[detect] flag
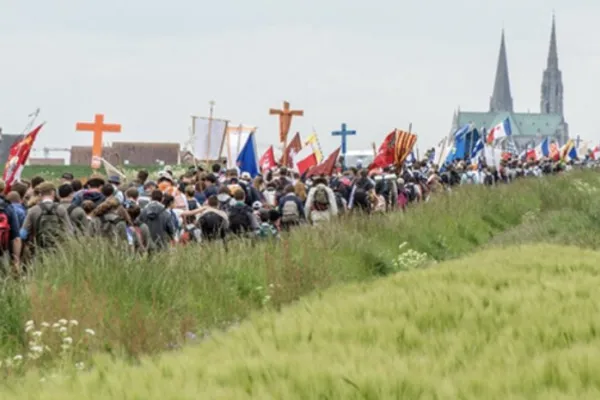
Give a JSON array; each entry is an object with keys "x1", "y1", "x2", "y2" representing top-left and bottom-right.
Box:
[
  {"x1": 3, "y1": 123, "x2": 44, "y2": 193},
  {"x1": 444, "y1": 124, "x2": 478, "y2": 164},
  {"x1": 592, "y1": 145, "x2": 600, "y2": 160},
  {"x1": 549, "y1": 142, "x2": 560, "y2": 161},
  {"x1": 486, "y1": 117, "x2": 512, "y2": 144},
  {"x1": 304, "y1": 132, "x2": 324, "y2": 163},
  {"x1": 506, "y1": 138, "x2": 518, "y2": 156},
  {"x1": 236, "y1": 132, "x2": 259, "y2": 178},
  {"x1": 193, "y1": 117, "x2": 228, "y2": 161},
  {"x1": 533, "y1": 138, "x2": 550, "y2": 160},
  {"x1": 306, "y1": 147, "x2": 341, "y2": 178},
  {"x1": 395, "y1": 130, "x2": 418, "y2": 167},
  {"x1": 369, "y1": 131, "x2": 396, "y2": 170},
  {"x1": 258, "y1": 146, "x2": 277, "y2": 173},
  {"x1": 280, "y1": 132, "x2": 302, "y2": 167},
  {"x1": 99, "y1": 157, "x2": 126, "y2": 180},
  {"x1": 560, "y1": 139, "x2": 577, "y2": 161},
  {"x1": 470, "y1": 138, "x2": 484, "y2": 164},
  {"x1": 295, "y1": 145, "x2": 318, "y2": 175},
  {"x1": 406, "y1": 151, "x2": 416, "y2": 165}
]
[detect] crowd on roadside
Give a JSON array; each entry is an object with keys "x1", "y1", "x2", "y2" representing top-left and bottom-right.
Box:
[{"x1": 0, "y1": 154, "x2": 593, "y2": 276}]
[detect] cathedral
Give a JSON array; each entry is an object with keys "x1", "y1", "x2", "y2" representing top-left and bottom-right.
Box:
[{"x1": 451, "y1": 16, "x2": 568, "y2": 149}]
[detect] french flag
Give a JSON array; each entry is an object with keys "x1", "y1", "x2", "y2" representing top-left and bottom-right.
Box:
[
  {"x1": 532, "y1": 138, "x2": 550, "y2": 160},
  {"x1": 486, "y1": 117, "x2": 512, "y2": 144}
]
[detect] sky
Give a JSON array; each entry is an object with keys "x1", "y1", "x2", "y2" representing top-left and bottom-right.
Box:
[{"x1": 1, "y1": 0, "x2": 599, "y2": 160}]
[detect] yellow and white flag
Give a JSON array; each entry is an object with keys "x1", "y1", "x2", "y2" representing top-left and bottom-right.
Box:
[{"x1": 304, "y1": 131, "x2": 324, "y2": 163}]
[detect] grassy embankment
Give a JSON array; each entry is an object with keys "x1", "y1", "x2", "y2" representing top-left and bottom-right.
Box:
[
  {"x1": 0, "y1": 171, "x2": 600, "y2": 396},
  {"x1": 5, "y1": 244, "x2": 600, "y2": 399}
]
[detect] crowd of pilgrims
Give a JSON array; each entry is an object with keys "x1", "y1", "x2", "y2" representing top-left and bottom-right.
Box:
[{"x1": 0, "y1": 155, "x2": 588, "y2": 274}]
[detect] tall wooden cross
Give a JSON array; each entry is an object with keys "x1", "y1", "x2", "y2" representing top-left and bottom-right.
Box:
[
  {"x1": 331, "y1": 123, "x2": 356, "y2": 160},
  {"x1": 269, "y1": 101, "x2": 303, "y2": 165},
  {"x1": 76, "y1": 114, "x2": 121, "y2": 168}
]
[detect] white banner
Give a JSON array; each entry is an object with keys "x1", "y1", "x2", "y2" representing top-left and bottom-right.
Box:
[
  {"x1": 225, "y1": 127, "x2": 254, "y2": 169},
  {"x1": 193, "y1": 117, "x2": 228, "y2": 161}
]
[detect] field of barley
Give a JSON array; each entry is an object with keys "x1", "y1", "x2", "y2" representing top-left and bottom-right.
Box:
[{"x1": 1, "y1": 171, "x2": 600, "y2": 398}]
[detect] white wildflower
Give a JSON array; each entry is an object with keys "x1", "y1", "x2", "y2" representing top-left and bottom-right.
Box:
[
  {"x1": 30, "y1": 345, "x2": 44, "y2": 354},
  {"x1": 31, "y1": 330, "x2": 43, "y2": 338},
  {"x1": 59, "y1": 327, "x2": 68, "y2": 334},
  {"x1": 84, "y1": 329, "x2": 95, "y2": 336},
  {"x1": 58, "y1": 319, "x2": 68, "y2": 326},
  {"x1": 25, "y1": 320, "x2": 34, "y2": 328},
  {"x1": 13, "y1": 355, "x2": 23, "y2": 362},
  {"x1": 68, "y1": 320, "x2": 78, "y2": 327},
  {"x1": 25, "y1": 324, "x2": 35, "y2": 333},
  {"x1": 75, "y1": 362, "x2": 85, "y2": 370},
  {"x1": 41, "y1": 322, "x2": 50, "y2": 329},
  {"x1": 61, "y1": 344, "x2": 70, "y2": 351},
  {"x1": 52, "y1": 323, "x2": 60, "y2": 330},
  {"x1": 63, "y1": 337, "x2": 73, "y2": 345}
]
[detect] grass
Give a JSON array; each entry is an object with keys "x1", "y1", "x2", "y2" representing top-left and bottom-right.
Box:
[
  {"x1": 0, "y1": 171, "x2": 600, "y2": 394},
  {"x1": 5, "y1": 244, "x2": 600, "y2": 398}
]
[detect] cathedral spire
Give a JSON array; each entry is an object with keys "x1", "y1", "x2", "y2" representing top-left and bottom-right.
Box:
[
  {"x1": 541, "y1": 14, "x2": 563, "y2": 116},
  {"x1": 547, "y1": 13, "x2": 559, "y2": 69},
  {"x1": 490, "y1": 30, "x2": 514, "y2": 113}
]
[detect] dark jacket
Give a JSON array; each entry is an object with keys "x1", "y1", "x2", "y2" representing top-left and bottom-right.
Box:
[
  {"x1": 139, "y1": 201, "x2": 176, "y2": 251},
  {"x1": 72, "y1": 190, "x2": 105, "y2": 208}
]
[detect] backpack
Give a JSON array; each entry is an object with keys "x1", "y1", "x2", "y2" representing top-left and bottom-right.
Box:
[
  {"x1": 0, "y1": 201, "x2": 11, "y2": 253},
  {"x1": 67, "y1": 203, "x2": 80, "y2": 216},
  {"x1": 405, "y1": 184, "x2": 417, "y2": 202},
  {"x1": 484, "y1": 174, "x2": 494, "y2": 186},
  {"x1": 281, "y1": 198, "x2": 300, "y2": 224},
  {"x1": 199, "y1": 212, "x2": 225, "y2": 240},
  {"x1": 258, "y1": 223, "x2": 278, "y2": 239},
  {"x1": 313, "y1": 186, "x2": 330, "y2": 211},
  {"x1": 99, "y1": 213, "x2": 125, "y2": 239},
  {"x1": 334, "y1": 192, "x2": 345, "y2": 215},
  {"x1": 464, "y1": 172, "x2": 476, "y2": 184},
  {"x1": 228, "y1": 204, "x2": 252, "y2": 235},
  {"x1": 35, "y1": 203, "x2": 62, "y2": 249}
]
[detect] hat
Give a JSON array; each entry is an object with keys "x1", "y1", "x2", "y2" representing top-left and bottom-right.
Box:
[
  {"x1": 108, "y1": 175, "x2": 121, "y2": 185},
  {"x1": 240, "y1": 172, "x2": 252, "y2": 181},
  {"x1": 252, "y1": 201, "x2": 262, "y2": 210},
  {"x1": 87, "y1": 174, "x2": 106, "y2": 187},
  {"x1": 143, "y1": 180, "x2": 157, "y2": 190},
  {"x1": 61, "y1": 172, "x2": 74, "y2": 180},
  {"x1": 157, "y1": 171, "x2": 174, "y2": 184}
]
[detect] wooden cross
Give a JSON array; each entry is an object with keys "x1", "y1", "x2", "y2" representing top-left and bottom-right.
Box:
[
  {"x1": 76, "y1": 114, "x2": 121, "y2": 168},
  {"x1": 269, "y1": 101, "x2": 303, "y2": 144},
  {"x1": 331, "y1": 123, "x2": 356, "y2": 160}
]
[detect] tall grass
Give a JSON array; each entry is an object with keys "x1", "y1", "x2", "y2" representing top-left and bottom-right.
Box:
[
  {"x1": 6, "y1": 244, "x2": 600, "y2": 399},
  {"x1": 1, "y1": 172, "x2": 599, "y2": 362}
]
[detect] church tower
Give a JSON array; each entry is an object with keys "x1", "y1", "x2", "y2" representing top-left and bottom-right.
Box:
[
  {"x1": 489, "y1": 30, "x2": 514, "y2": 113},
  {"x1": 541, "y1": 15, "x2": 564, "y2": 116}
]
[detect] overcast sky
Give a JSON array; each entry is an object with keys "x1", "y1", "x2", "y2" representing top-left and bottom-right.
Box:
[{"x1": 1, "y1": 0, "x2": 598, "y2": 158}]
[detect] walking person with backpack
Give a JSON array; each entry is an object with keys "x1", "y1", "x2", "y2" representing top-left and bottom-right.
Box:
[
  {"x1": 0, "y1": 180, "x2": 23, "y2": 275},
  {"x1": 305, "y1": 177, "x2": 338, "y2": 225},
  {"x1": 57, "y1": 183, "x2": 88, "y2": 235},
  {"x1": 20, "y1": 182, "x2": 73, "y2": 256},
  {"x1": 138, "y1": 190, "x2": 176, "y2": 252},
  {"x1": 227, "y1": 189, "x2": 259, "y2": 236},
  {"x1": 278, "y1": 184, "x2": 305, "y2": 231},
  {"x1": 89, "y1": 197, "x2": 130, "y2": 244}
]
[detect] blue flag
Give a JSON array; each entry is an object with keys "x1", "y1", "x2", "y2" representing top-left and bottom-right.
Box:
[{"x1": 236, "y1": 132, "x2": 259, "y2": 178}]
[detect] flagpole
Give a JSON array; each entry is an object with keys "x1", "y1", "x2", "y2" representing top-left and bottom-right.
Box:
[{"x1": 205, "y1": 101, "x2": 215, "y2": 168}]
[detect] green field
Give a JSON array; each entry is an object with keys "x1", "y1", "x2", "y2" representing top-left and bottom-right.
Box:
[
  {"x1": 5, "y1": 244, "x2": 600, "y2": 399},
  {"x1": 1, "y1": 172, "x2": 600, "y2": 398}
]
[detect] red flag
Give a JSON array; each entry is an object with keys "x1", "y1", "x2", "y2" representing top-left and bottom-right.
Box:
[
  {"x1": 258, "y1": 146, "x2": 277, "y2": 173},
  {"x1": 295, "y1": 145, "x2": 318, "y2": 175},
  {"x1": 369, "y1": 130, "x2": 396, "y2": 170},
  {"x1": 306, "y1": 147, "x2": 340, "y2": 178},
  {"x1": 280, "y1": 132, "x2": 302, "y2": 167},
  {"x1": 3, "y1": 123, "x2": 44, "y2": 193}
]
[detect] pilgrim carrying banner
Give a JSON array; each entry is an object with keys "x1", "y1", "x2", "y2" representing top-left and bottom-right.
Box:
[{"x1": 193, "y1": 117, "x2": 228, "y2": 162}]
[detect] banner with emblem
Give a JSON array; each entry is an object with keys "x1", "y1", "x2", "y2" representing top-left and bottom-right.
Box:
[{"x1": 3, "y1": 123, "x2": 44, "y2": 193}]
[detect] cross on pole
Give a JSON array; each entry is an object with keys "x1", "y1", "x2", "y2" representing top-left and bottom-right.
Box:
[
  {"x1": 331, "y1": 123, "x2": 356, "y2": 160},
  {"x1": 76, "y1": 114, "x2": 121, "y2": 169},
  {"x1": 269, "y1": 101, "x2": 303, "y2": 166}
]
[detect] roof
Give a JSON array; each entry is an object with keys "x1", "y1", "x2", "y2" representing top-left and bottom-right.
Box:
[{"x1": 457, "y1": 111, "x2": 564, "y2": 137}]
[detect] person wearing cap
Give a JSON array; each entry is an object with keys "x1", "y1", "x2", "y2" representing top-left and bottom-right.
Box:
[
  {"x1": 157, "y1": 172, "x2": 188, "y2": 211},
  {"x1": 108, "y1": 175, "x2": 125, "y2": 205},
  {"x1": 21, "y1": 182, "x2": 73, "y2": 253}
]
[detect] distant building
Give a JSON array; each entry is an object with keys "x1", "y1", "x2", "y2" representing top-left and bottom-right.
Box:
[
  {"x1": 451, "y1": 16, "x2": 568, "y2": 150},
  {"x1": 71, "y1": 142, "x2": 181, "y2": 166},
  {"x1": 29, "y1": 158, "x2": 65, "y2": 166}
]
